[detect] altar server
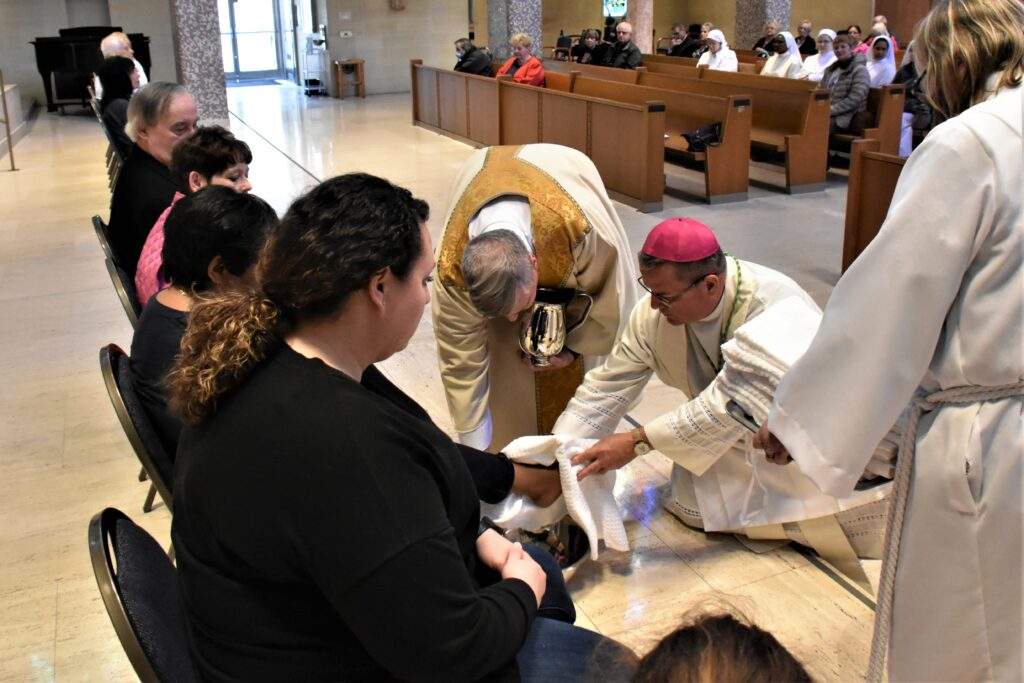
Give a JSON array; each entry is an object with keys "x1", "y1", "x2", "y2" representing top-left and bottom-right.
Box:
[
  {"x1": 755, "y1": 0, "x2": 1024, "y2": 679},
  {"x1": 433, "y1": 144, "x2": 639, "y2": 451}
]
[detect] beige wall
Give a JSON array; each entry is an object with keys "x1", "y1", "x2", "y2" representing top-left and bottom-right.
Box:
[
  {"x1": 789, "y1": 0, "x2": 875, "y2": 35},
  {"x1": 326, "y1": 0, "x2": 468, "y2": 94},
  {"x1": 471, "y1": 0, "x2": 488, "y2": 47},
  {"x1": 541, "y1": 0, "x2": 602, "y2": 50},
  {"x1": 0, "y1": 0, "x2": 69, "y2": 109}
]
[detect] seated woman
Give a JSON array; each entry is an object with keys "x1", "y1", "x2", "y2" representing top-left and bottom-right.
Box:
[
  {"x1": 496, "y1": 32, "x2": 545, "y2": 86},
  {"x1": 571, "y1": 29, "x2": 603, "y2": 64},
  {"x1": 866, "y1": 35, "x2": 897, "y2": 87},
  {"x1": 821, "y1": 35, "x2": 870, "y2": 133},
  {"x1": 168, "y1": 173, "x2": 633, "y2": 681},
  {"x1": 129, "y1": 186, "x2": 276, "y2": 460},
  {"x1": 134, "y1": 125, "x2": 253, "y2": 305},
  {"x1": 796, "y1": 29, "x2": 837, "y2": 81},
  {"x1": 95, "y1": 55, "x2": 139, "y2": 160},
  {"x1": 752, "y1": 21, "x2": 780, "y2": 51},
  {"x1": 847, "y1": 24, "x2": 868, "y2": 54},
  {"x1": 760, "y1": 31, "x2": 803, "y2": 78},
  {"x1": 696, "y1": 29, "x2": 738, "y2": 72}
]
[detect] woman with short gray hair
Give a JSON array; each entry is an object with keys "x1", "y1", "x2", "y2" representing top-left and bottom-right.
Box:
[{"x1": 108, "y1": 82, "x2": 198, "y2": 273}]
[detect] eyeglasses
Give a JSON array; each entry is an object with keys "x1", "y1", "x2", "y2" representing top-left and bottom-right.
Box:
[{"x1": 637, "y1": 273, "x2": 707, "y2": 306}]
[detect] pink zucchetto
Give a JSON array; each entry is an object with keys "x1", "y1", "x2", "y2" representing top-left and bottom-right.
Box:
[{"x1": 641, "y1": 217, "x2": 720, "y2": 262}]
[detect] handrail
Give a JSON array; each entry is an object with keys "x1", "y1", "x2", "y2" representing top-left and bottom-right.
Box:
[{"x1": 0, "y1": 69, "x2": 17, "y2": 171}]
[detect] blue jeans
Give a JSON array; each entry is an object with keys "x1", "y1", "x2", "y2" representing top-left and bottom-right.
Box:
[
  {"x1": 517, "y1": 617, "x2": 636, "y2": 682},
  {"x1": 522, "y1": 543, "x2": 575, "y2": 623}
]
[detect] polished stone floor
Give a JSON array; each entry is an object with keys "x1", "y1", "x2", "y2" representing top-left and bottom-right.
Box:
[{"x1": 0, "y1": 84, "x2": 876, "y2": 681}]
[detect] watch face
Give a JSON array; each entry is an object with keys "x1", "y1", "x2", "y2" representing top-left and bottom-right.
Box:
[{"x1": 634, "y1": 441, "x2": 652, "y2": 456}]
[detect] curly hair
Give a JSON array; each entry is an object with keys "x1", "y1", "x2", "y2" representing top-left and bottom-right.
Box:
[{"x1": 168, "y1": 173, "x2": 429, "y2": 424}]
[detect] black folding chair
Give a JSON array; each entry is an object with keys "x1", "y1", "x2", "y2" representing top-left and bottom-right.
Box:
[
  {"x1": 100, "y1": 344, "x2": 174, "y2": 514},
  {"x1": 105, "y1": 258, "x2": 141, "y2": 329},
  {"x1": 88, "y1": 507, "x2": 196, "y2": 682},
  {"x1": 92, "y1": 215, "x2": 115, "y2": 261}
]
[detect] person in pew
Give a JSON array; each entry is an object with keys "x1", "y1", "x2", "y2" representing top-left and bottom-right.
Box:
[
  {"x1": 129, "y1": 186, "x2": 275, "y2": 460},
  {"x1": 866, "y1": 35, "x2": 897, "y2": 86},
  {"x1": 893, "y1": 41, "x2": 933, "y2": 157},
  {"x1": 795, "y1": 29, "x2": 837, "y2": 82},
  {"x1": 553, "y1": 218, "x2": 889, "y2": 558},
  {"x1": 752, "y1": 21, "x2": 781, "y2": 51},
  {"x1": 696, "y1": 29, "x2": 738, "y2": 72},
  {"x1": 453, "y1": 38, "x2": 493, "y2": 76},
  {"x1": 754, "y1": 1, "x2": 1023, "y2": 679},
  {"x1": 433, "y1": 144, "x2": 639, "y2": 453},
  {"x1": 821, "y1": 35, "x2": 870, "y2": 133},
  {"x1": 847, "y1": 24, "x2": 869, "y2": 55},
  {"x1": 168, "y1": 173, "x2": 635, "y2": 681},
  {"x1": 605, "y1": 21, "x2": 643, "y2": 69},
  {"x1": 759, "y1": 31, "x2": 803, "y2": 78},
  {"x1": 872, "y1": 13, "x2": 899, "y2": 48},
  {"x1": 693, "y1": 23, "x2": 714, "y2": 58},
  {"x1": 668, "y1": 24, "x2": 702, "y2": 58},
  {"x1": 496, "y1": 33, "x2": 545, "y2": 86},
  {"x1": 794, "y1": 19, "x2": 818, "y2": 56},
  {"x1": 108, "y1": 82, "x2": 198, "y2": 275},
  {"x1": 92, "y1": 31, "x2": 148, "y2": 101},
  {"x1": 95, "y1": 56, "x2": 139, "y2": 160},
  {"x1": 135, "y1": 125, "x2": 254, "y2": 306},
  {"x1": 571, "y1": 29, "x2": 604, "y2": 64}
]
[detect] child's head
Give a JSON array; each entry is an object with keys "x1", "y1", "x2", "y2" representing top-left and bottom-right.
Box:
[{"x1": 171, "y1": 125, "x2": 253, "y2": 194}]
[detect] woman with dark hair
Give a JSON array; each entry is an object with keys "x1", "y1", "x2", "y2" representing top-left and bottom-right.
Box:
[
  {"x1": 168, "y1": 173, "x2": 633, "y2": 681},
  {"x1": 129, "y1": 186, "x2": 276, "y2": 460},
  {"x1": 847, "y1": 23, "x2": 868, "y2": 54},
  {"x1": 95, "y1": 55, "x2": 139, "y2": 159},
  {"x1": 755, "y1": 0, "x2": 1023, "y2": 679}
]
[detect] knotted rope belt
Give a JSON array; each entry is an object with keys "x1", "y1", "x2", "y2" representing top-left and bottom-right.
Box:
[{"x1": 866, "y1": 381, "x2": 1024, "y2": 682}]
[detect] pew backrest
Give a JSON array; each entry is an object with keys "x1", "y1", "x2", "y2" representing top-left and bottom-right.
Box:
[
  {"x1": 543, "y1": 58, "x2": 641, "y2": 84},
  {"x1": 842, "y1": 138, "x2": 906, "y2": 271},
  {"x1": 642, "y1": 61, "x2": 701, "y2": 80}
]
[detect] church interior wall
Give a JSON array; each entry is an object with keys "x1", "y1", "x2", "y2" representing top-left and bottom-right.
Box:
[
  {"x1": 106, "y1": 0, "x2": 177, "y2": 84},
  {"x1": 325, "y1": 0, "x2": 468, "y2": 95},
  {"x1": 471, "y1": 0, "x2": 489, "y2": 48},
  {"x1": 789, "y1": 0, "x2": 876, "y2": 37},
  {"x1": 540, "y1": 0, "x2": 603, "y2": 52},
  {"x1": 0, "y1": 0, "x2": 71, "y2": 110}
]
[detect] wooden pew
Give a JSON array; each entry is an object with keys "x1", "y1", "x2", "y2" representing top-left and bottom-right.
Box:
[
  {"x1": 642, "y1": 53, "x2": 699, "y2": 68},
  {"x1": 543, "y1": 59, "x2": 641, "y2": 84},
  {"x1": 572, "y1": 75, "x2": 751, "y2": 203},
  {"x1": 635, "y1": 69, "x2": 831, "y2": 193},
  {"x1": 842, "y1": 138, "x2": 905, "y2": 271},
  {"x1": 830, "y1": 84, "x2": 906, "y2": 156},
  {"x1": 544, "y1": 71, "x2": 576, "y2": 92},
  {"x1": 498, "y1": 77, "x2": 666, "y2": 210},
  {"x1": 641, "y1": 60, "x2": 701, "y2": 80},
  {"x1": 410, "y1": 61, "x2": 666, "y2": 211}
]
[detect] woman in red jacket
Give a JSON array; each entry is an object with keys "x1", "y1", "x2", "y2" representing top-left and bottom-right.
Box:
[{"x1": 496, "y1": 32, "x2": 545, "y2": 86}]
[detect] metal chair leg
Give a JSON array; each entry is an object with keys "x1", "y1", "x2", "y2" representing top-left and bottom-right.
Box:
[
  {"x1": 138, "y1": 467, "x2": 148, "y2": 482},
  {"x1": 142, "y1": 483, "x2": 157, "y2": 513}
]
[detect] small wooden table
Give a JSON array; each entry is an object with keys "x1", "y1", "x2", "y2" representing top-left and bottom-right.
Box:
[{"x1": 333, "y1": 59, "x2": 365, "y2": 99}]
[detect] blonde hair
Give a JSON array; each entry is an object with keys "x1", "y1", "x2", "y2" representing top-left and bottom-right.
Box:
[
  {"x1": 916, "y1": 0, "x2": 1024, "y2": 118},
  {"x1": 510, "y1": 32, "x2": 533, "y2": 49}
]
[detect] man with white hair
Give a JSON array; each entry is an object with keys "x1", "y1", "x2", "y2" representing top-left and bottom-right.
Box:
[
  {"x1": 433, "y1": 144, "x2": 638, "y2": 452},
  {"x1": 93, "y1": 31, "x2": 148, "y2": 100},
  {"x1": 794, "y1": 19, "x2": 818, "y2": 56},
  {"x1": 871, "y1": 14, "x2": 899, "y2": 48},
  {"x1": 604, "y1": 21, "x2": 643, "y2": 69}
]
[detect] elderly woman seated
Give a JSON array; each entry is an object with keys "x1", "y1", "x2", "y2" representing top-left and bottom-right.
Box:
[
  {"x1": 95, "y1": 55, "x2": 140, "y2": 159},
  {"x1": 497, "y1": 32, "x2": 545, "y2": 86},
  {"x1": 821, "y1": 34, "x2": 870, "y2": 133},
  {"x1": 129, "y1": 186, "x2": 276, "y2": 459},
  {"x1": 168, "y1": 173, "x2": 634, "y2": 681}
]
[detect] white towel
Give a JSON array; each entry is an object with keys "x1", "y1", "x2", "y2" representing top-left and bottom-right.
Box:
[{"x1": 479, "y1": 435, "x2": 629, "y2": 559}]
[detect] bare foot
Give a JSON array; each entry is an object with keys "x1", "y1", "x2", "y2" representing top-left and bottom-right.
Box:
[{"x1": 512, "y1": 464, "x2": 562, "y2": 508}]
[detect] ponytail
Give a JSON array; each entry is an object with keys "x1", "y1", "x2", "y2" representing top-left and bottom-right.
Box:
[{"x1": 167, "y1": 289, "x2": 283, "y2": 424}]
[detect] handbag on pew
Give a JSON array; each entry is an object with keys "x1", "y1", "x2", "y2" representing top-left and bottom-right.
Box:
[{"x1": 681, "y1": 122, "x2": 722, "y2": 152}]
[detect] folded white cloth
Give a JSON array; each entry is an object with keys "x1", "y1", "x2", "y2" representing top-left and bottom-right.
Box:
[{"x1": 479, "y1": 434, "x2": 629, "y2": 559}]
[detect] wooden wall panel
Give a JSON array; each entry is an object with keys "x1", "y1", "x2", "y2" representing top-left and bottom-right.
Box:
[
  {"x1": 438, "y1": 71, "x2": 468, "y2": 137},
  {"x1": 466, "y1": 78, "x2": 499, "y2": 146},
  {"x1": 500, "y1": 87, "x2": 540, "y2": 145},
  {"x1": 589, "y1": 104, "x2": 645, "y2": 199},
  {"x1": 540, "y1": 93, "x2": 588, "y2": 154},
  {"x1": 415, "y1": 68, "x2": 439, "y2": 128}
]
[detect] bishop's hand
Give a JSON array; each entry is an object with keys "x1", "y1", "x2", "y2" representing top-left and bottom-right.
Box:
[
  {"x1": 570, "y1": 432, "x2": 638, "y2": 480},
  {"x1": 753, "y1": 424, "x2": 792, "y2": 465}
]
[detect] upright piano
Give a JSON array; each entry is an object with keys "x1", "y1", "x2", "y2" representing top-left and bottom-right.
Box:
[{"x1": 31, "y1": 27, "x2": 151, "y2": 112}]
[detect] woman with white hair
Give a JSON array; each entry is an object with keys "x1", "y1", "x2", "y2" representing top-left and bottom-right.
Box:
[
  {"x1": 796, "y1": 29, "x2": 837, "y2": 81},
  {"x1": 696, "y1": 29, "x2": 738, "y2": 71},
  {"x1": 760, "y1": 31, "x2": 803, "y2": 78},
  {"x1": 866, "y1": 34, "x2": 897, "y2": 86}
]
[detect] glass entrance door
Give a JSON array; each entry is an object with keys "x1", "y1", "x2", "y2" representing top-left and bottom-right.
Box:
[{"x1": 219, "y1": 0, "x2": 286, "y2": 81}]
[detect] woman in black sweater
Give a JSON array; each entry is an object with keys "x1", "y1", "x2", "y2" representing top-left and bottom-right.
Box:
[
  {"x1": 95, "y1": 56, "x2": 138, "y2": 160},
  {"x1": 168, "y1": 173, "x2": 634, "y2": 681}
]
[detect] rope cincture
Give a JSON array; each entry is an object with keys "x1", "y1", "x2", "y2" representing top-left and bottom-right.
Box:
[{"x1": 866, "y1": 380, "x2": 1024, "y2": 682}]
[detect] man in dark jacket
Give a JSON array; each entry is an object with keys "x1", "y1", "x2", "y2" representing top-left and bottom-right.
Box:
[
  {"x1": 453, "y1": 39, "x2": 493, "y2": 76},
  {"x1": 604, "y1": 21, "x2": 642, "y2": 69},
  {"x1": 668, "y1": 24, "x2": 703, "y2": 58},
  {"x1": 821, "y1": 35, "x2": 870, "y2": 133}
]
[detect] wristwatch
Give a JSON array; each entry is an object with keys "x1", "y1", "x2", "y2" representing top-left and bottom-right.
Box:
[{"x1": 631, "y1": 426, "x2": 652, "y2": 457}]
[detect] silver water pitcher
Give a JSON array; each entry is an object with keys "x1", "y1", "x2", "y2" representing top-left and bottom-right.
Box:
[{"x1": 518, "y1": 287, "x2": 594, "y2": 366}]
